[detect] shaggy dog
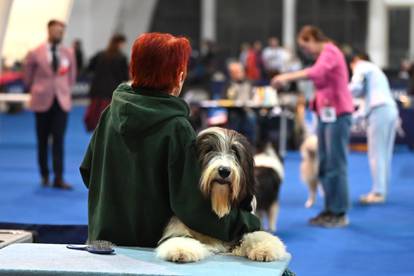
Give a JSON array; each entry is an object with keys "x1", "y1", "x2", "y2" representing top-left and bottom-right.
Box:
[
  {"x1": 156, "y1": 127, "x2": 287, "y2": 263},
  {"x1": 300, "y1": 135, "x2": 320, "y2": 208},
  {"x1": 254, "y1": 144, "x2": 284, "y2": 232}
]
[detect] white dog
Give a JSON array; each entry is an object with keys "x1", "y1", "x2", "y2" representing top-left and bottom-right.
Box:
[
  {"x1": 156, "y1": 127, "x2": 287, "y2": 263},
  {"x1": 300, "y1": 135, "x2": 320, "y2": 208}
]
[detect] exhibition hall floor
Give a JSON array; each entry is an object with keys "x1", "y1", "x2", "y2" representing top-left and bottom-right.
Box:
[{"x1": 1, "y1": 107, "x2": 413, "y2": 276}]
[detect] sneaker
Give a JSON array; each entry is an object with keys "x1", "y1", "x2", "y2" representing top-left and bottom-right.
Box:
[
  {"x1": 309, "y1": 211, "x2": 332, "y2": 226},
  {"x1": 309, "y1": 212, "x2": 349, "y2": 228},
  {"x1": 322, "y1": 213, "x2": 349, "y2": 228},
  {"x1": 53, "y1": 178, "x2": 73, "y2": 190}
]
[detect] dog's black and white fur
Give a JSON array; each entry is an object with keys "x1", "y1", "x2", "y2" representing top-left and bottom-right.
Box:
[
  {"x1": 254, "y1": 143, "x2": 284, "y2": 232},
  {"x1": 156, "y1": 127, "x2": 287, "y2": 263}
]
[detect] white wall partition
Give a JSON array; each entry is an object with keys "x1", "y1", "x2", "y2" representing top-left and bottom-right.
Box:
[
  {"x1": 201, "y1": 0, "x2": 216, "y2": 41},
  {"x1": 2, "y1": 0, "x2": 73, "y2": 65},
  {"x1": 65, "y1": 0, "x2": 157, "y2": 60},
  {"x1": 0, "y1": 0, "x2": 13, "y2": 71},
  {"x1": 282, "y1": 0, "x2": 296, "y2": 51}
]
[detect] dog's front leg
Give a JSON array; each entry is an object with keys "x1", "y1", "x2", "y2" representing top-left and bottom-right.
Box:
[
  {"x1": 156, "y1": 237, "x2": 211, "y2": 263},
  {"x1": 305, "y1": 178, "x2": 318, "y2": 208},
  {"x1": 232, "y1": 231, "x2": 287, "y2": 262}
]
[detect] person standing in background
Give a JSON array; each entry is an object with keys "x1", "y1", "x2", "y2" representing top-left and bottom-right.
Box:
[
  {"x1": 245, "y1": 41, "x2": 264, "y2": 83},
  {"x1": 407, "y1": 62, "x2": 414, "y2": 96},
  {"x1": 253, "y1": 41, "x2": 266, "y2": 82},
  {"x1": 272, "y1": 26, "x2": 354, "y2": 227},
  {"x1": 73, "y1": 39, "x2": 84, "y2": 79},
  {"x1": 222, "y1": 61, "x2": 257, "y2": 144},
  {"x1": 349, "y1": 53, "x2": 399, "y2": 204},
  {"x1": 84, "y1": 34, "x2": 128, "y2": 132},
  {"x1": 239, "y1": 42, "x2": 250, "y2": 67},
  {"x1": 23, "y1": 20, "x2": 76, "y2": 190},
  {"x1": 262, "y1": 37, "x2": 287, "y2": 79}
]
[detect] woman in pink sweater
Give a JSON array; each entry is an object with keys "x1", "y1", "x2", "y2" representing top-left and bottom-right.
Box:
[{"x1": 273, "y1": 26, "x2": 354, "y2": 228}]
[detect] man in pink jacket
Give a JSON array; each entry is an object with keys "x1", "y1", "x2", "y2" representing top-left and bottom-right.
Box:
[{"x1": 23, "y1": 20, "x2": 76, "y2": 189}]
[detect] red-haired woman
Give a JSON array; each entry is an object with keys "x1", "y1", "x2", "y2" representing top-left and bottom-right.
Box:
[
  {"x1": 272, "y1": 26, "x2": 354, "y2": 228},
  {"x1": 80, "y1": 33, "x2": 260, "y2": 247}
]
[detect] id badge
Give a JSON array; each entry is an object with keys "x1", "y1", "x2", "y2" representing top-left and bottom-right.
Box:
[
  {"x1": 58, "y1": 57, "x2": 70, "y2": 75},
  {"x1": 321, "y1": 107, "x2": 336, "y2": 123}
]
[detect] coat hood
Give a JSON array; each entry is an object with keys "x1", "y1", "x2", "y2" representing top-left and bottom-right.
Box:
[{"x1": 110, "y1": 83, "x2": 190, "y2": 137}]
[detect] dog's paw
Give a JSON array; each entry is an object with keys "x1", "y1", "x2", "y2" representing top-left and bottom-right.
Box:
[
  {"x1": 156, "y1": 237, "x2": 211, "y2": 263},
  {"x1": 247, "y1": 247, "x2": 278, "y2": 262},
  {"x1": 240, "y1": 231, "x2": 287, "y2": 262}
]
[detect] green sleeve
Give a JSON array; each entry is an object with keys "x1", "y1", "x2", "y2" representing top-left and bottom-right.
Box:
[
  {"x1": 80, "y1": 132, "x2": 96, "y2": 188},
  {"x1": 168, "y1": 122, "x2": 261, "y2": 242}
]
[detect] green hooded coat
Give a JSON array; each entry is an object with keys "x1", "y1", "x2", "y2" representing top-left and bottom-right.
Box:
[{"x1": 80, "y1": 83, "x2": 260, "y2": 247}]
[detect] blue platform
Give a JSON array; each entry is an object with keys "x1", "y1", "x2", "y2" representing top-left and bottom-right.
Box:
[
  {"x1": 1, "y1": 107, "x2": 414, "y2": 275},
  {"x1": 0, "y1": 244, "x2": 291, "y2": 276}
]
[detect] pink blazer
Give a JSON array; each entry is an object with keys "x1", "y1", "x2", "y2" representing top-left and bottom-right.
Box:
[{"x1": 23, "y1": 43, "x2": 76, "y2": 112}]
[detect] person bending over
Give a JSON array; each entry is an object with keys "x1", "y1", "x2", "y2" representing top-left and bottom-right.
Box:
[
  {"x1": 80, "y1": 33, "x2": 260, "y2": 246},
  {"x1": 349, "y1": 53, "x2": 398, "y2": 204}
]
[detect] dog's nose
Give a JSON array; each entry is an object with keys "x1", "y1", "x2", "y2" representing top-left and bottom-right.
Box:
[{"x1": 218, "y1": 166, "x2": 231, "y2": 179}]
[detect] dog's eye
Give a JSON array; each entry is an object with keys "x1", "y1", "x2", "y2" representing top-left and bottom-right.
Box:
[
  {"x1": 200, "y1": 145, "x2": 214, "y2": 156},
  {"x1": 231, "y1": 145, "x2": 241, "y2": 160}
]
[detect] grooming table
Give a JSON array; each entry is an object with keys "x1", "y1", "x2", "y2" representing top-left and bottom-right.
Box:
[{"x1": 0, "y1": 243, "x2": 291, "y2": 276}]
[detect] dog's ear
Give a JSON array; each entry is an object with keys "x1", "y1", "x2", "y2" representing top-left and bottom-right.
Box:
[
  {"x1": 195, "y1": 129, "x2": 215, "y2": 160},
  {"x1": 239, "y1": 193, "x2": 255, "y2": 212},
  {"x1": 234, "y1": 132, "x2": 256, "y2": 203}
]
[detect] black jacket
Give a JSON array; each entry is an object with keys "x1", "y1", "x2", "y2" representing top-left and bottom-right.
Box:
[{"x1": 88, "y1": 51, "x2": 129, "y2": 99}]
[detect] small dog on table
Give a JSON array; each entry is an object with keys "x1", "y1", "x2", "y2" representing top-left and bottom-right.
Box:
[
  {"x1": 156, "y1": 127, "x2": 287, "y2": 263},
  {"x1": 254, "y1": 143, "x2": 284, "y2": 233},
  {"x1": 300, "y1": 135, "x2": 320, "y2": 208}
]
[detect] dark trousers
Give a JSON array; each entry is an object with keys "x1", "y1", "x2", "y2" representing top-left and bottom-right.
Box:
[
  {"x1": 35, "y1": 99, "x2": 68, "y2": 180},
  {"x1": 318, "y1": 114, "x2": 351, "y2": 214}
]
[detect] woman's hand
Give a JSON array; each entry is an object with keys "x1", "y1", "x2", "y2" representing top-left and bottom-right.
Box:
[
  {"x1": 271, "y1": 69, "x2": 309, "y2": 89},
  {"x1": 271, "y1": 74, "x2": 288, "y2": 88}
]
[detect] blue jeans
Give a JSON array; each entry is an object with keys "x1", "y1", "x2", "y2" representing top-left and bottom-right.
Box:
[
  {"x1": 367, "y1": 105, "x2": 398, "y2": 197},
  {"x1": 318, "y1": 114, "x2": 352, "y2": 214}
]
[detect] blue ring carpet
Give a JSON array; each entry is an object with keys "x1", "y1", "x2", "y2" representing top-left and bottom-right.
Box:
[{"x1": 0, "y1": 106, "x2": 413, "y2": 275}]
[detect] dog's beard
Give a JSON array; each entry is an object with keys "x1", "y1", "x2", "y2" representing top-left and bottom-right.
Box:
[
  {"x1": 200, "y1": 156, "x2": 243, "y2": 218},
  {"x1": 211, "y1": 183, "x2": 231, "y2": 218}
]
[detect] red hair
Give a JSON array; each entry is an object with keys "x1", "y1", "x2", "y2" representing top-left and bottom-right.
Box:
[{"x1": 130, "y1": 33, "x2": 192, "y2": 92}]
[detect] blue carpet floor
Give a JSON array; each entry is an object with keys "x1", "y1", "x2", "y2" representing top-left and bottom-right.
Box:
[{"x1": 0, "y1": 107, "x2": 413, "y2": 275}]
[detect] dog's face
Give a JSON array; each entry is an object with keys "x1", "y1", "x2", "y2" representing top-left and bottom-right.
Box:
[{"x1": 196, "y1": 127, "x2": 255, "y2": 218}]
